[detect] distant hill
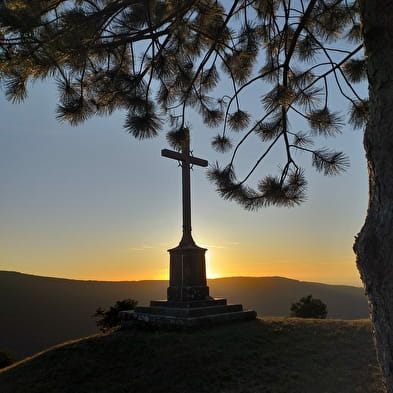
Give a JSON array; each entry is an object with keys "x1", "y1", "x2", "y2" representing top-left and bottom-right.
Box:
[
  {"x1": 0, "y1": 318, "x2": 385, "y2": 393},
  {"x1": 0, "y1": 271, "x2": 368, "y2": 359}
]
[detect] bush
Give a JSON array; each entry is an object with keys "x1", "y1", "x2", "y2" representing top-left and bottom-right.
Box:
[
  {"x1": 290, "y1": 294, "x2": 327, "y2": 319},
  {"x1": 93, "y1": 299, "x2": 138, "y2": 332},
  {"x1": 0, "y1": 350, "x2": 15, "y2": 369}
]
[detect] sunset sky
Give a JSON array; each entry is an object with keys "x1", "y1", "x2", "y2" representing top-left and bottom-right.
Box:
[{"x1": 0, "y1": 78, "x2": 368, "y2": 287}]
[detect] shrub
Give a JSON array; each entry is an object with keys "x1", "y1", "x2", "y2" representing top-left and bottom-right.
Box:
[
  {"x1": 290, "y1": 294, "x2": 327, "y2": 319},
  {"x1": 93, "y1": 299, "x2": 138, "y2": 332}
]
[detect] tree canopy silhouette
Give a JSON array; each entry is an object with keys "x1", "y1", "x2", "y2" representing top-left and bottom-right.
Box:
[
  {"x1": 2, "y1": 1, "x2": 393, "y2": 391},
  {"x1": 93, "y1": 299, "x2": 138, "y2": 332},
  {"x1": 290, "y1": 294, "x2": 328, "y2": 319},
  {"x1": 0, "y1": 0, "x2": 365, "y2": 208}
]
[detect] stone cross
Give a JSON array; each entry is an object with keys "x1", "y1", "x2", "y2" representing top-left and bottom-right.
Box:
[
  {"x1": 122, "y1": 129, "x2": 256, "y2": 313},
  {"x1": 161, "y1": 131, "x2": 208, "y2": 248}
]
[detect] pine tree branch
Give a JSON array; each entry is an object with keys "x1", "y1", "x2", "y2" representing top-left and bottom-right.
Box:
[
  {"x1": 283, "y1": 0, "x2": 318, "y2": 70},
  {"x1": 181, "y1": 0, "x2": 242, "y2": 107},
  {"x1": 294, "y1": 43, "x2": 363, "y2": 101},
  {"x1": 238, "y1": 131, "x2": 283, "y2": 186},
  {"x1": 229, "y1": 107, "x2": 278, "y2": 167},
  {"x1": 305, "y1": 28, "x2": 363, "y2": 103}
]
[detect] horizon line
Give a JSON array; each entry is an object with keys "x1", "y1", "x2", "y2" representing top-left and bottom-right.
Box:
[{"x1": 0, "y1": 270, "x2": 363, "y2": 288}]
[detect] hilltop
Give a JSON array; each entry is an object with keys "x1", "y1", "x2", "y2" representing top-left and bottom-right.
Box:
[
  {"x1": 0, "y1": 318, "x2": 384, "y2": 393},
  {"x1": 0, "y1": 271, "x2": 368, "y2": 359}
]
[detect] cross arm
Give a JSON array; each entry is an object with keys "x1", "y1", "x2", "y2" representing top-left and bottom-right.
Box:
[{"x1": 161, "y1": 149, "x2": 208, "y2": 167}]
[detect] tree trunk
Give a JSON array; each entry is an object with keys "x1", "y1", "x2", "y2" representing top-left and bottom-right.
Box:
[{"x1": 355, "y1": 1, "x2": 393, "y2": 391}]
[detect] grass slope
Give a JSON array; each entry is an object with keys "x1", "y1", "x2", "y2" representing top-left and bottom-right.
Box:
[
  {"x1": 0, "y1": 271, "x2": 368, "y2": 360},
  {"x1": 0, "y1": 318, "x2": 385, "y2": 393}
]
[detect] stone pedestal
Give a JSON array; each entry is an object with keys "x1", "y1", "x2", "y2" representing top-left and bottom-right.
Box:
[
  {"x1": 167, "y1": 245, "x2": 209, "y2": 302},
  {"x1": 121, "y1": 244, "x2": 256, "y2": 329},
  {"x1": 121, "y1": 298, "x2": 256, "y2": 329}
]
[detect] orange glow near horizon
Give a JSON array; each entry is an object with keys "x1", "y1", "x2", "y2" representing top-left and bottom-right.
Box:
[
  {"x1": 26, "y1": 266, "x2": 361, "y2": 287},
  {"x1": 0, "y1": 68, "x2": 368, "y2": 296},
  {"x1": 14, "y1": 251, "x2": 362, "y2": 287},
  {"x1": 2, "y1": 226, "x2": 362, "y2": 287}
]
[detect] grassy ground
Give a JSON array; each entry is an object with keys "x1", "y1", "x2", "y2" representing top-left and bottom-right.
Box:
[{"x1": 0, "y1": 317, "x2": 385, "y2": 393}]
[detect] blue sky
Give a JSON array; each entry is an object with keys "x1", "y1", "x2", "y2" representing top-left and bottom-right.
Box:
[{"x1": 0, "y1": 75, "x2": 368, "y2": 286}]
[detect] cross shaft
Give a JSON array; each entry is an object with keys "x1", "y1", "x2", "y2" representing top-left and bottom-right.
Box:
[{"x1": 161, "y1": 137, "x2": 208, "y2": 247}]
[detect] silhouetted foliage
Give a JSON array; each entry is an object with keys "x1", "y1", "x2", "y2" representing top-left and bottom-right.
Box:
[
  {"x1": 93, "y1": 299, "x2": 138, "y2": 333},
  {"x1": 4, "y1": 2, "x2": 393, "y2": 390},
  {"x1": 0, "y1": 0, "x2": 364, "y2": 209},
  {"x1": 290, "y1": 295, "x2": 327, "y2": 319},
  {"x1": 0, "y1": 350, "x2": 15, "y2": 369}
]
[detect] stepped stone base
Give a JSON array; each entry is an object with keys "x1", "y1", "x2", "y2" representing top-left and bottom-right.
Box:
[{"x1": 120, "y1": 298, "x2": 256, "y2": 329}]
